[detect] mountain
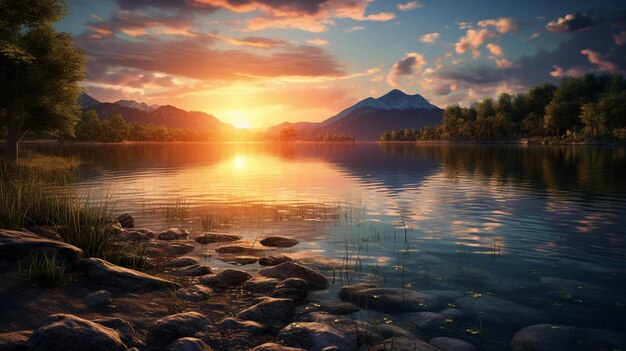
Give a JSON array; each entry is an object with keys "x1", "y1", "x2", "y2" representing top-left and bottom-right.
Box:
[
  {"x1": 114, "y1": 99, "x2": 161, "y2": 112},
  {"x1": 267, "y1": 89, "x2": 443, "y2": 141},
  {"x1": 78, "y1": 93, "x2": 100, "y2": 109}
]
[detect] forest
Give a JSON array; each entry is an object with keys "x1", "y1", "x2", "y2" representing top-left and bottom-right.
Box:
[{"x1": 380, "y1": 73, "x2": 626, "y2": 142}]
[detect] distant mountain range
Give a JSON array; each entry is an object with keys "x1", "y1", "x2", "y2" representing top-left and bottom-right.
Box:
[
  {"x1": 78, "y1": 93, "x2": 232, "y2": 131},
  {"x1": 267, "y1": 89, "x2": 443, "y2": 141}
]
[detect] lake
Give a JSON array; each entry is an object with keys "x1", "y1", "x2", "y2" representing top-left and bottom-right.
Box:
[{"x1": 26, "y1": 142, "x2": 626, "y2": 349}]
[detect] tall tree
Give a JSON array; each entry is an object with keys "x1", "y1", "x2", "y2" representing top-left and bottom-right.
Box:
[{"x1": 0, "y1": 0, "x2": 84, "y2": 161}]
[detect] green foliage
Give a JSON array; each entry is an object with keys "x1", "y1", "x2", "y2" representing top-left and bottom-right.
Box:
[
  {"x1": 18, "y1": 252, "x2": 69, "y2": 288},
  {"x1": 380, "y1": 73, "x2": 626, "y2": 142}
]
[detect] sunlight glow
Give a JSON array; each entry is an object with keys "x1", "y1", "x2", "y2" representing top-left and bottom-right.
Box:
[{"x1": 232, "y1": 155, "x2": 246, "y2": 170}]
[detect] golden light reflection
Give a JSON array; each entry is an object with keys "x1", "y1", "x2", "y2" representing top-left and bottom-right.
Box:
[{"x1": 232, "y1": 155, "x2": 246, "y2": 170}]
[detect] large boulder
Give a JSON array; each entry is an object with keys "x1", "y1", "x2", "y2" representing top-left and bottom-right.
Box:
[
  {"x1": 0, "y1": 229, "x2": 83, "y2": 265},
  {"x1": 239, "y1": 297, "x2": 295, "y2": 327},
  {"x1": 82, "y1": 258, "x2": 180, "y2": 291},
  {"x1": 272, "y1": 278, "x2": 308, "y2": 302},
  {"x1": 166, "y1": 337, "x2": 211, "y2": 351},
  {"x1": 84, "y1": 290, "x2": 112, "y2": 308},
  {"x1": 26, "y1": 314, "x2": 126, "y2": 351},
  {"x1": 0, "y1": 330, "x2": 31, "y2": 351},
  {"x1": 339, "y1": 284, "x2": 438, "y2": 312},
  {"x1": 253, "y1": 343, "x2": 306, "y2": 351},
  {"x1": 259, "y1": 262, "x2": 328, "y2": 290},
  {"x1": 259, "y1": 237, "x2": 299, "y2": 248},
  {"x1": 151, "y1": 312, "x2": 208, "y2": 344},
  {"x1": 115, "y1": 213, "x2": 134, "y2": 228},
  {"x1": 92, "y1": 317, "x2": 137, "y2": 347},
  {"x1": 244, "y1": 277, "x2": 281, "y2": 294},
  {"x1": 158, "y1": 228, "x2": 189, "y2": 241},
  {"x1": 278, "y1": 322, "x2": 357, "y2": 351},
  {"x1": 511, "y1": 324, "x2": 626, "y2": 351},
  {"x1": 195, "y1": 233, "x2": 241, "y2": 244},
  {"x1": 259, "y1": 255, "x2": 293, "y2": 266}
]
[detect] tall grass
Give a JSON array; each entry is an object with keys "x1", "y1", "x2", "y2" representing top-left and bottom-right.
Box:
[{"x1": 18, "y1": 252, "x2": 69, "y2": 288}]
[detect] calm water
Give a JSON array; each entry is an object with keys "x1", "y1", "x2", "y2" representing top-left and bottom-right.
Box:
[{"x1": 28, "y1": 142, "x2": 626, "y2": 349}]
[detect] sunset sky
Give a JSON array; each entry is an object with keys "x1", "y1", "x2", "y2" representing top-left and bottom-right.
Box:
[{"x1": 58, "y1": 0, "x2": 626, "y2": 129}]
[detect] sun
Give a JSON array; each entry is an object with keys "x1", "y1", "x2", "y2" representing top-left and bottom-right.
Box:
[{"x1": 232, "y1": 120, "x2": 251, "y2": 129}]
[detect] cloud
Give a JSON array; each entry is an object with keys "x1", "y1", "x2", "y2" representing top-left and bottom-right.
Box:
[
  {"x1": 306, "y1": 38, "x2": 329, "y2": 46},
  {"x1": 614, "y1": 31, "x2": 626, "y2": 45},
  {"x1": 486, "y1": 43, "x2": 504, "y2": 58},
  {"x1": 495, "y1": 59, "x2": 514, "y2": 69},
  {"x1": 478, "y1": 17, "x2": 518, "y2": 34},
  {"x1": 420, "y1": 32, "x2": 440, "y2": 44},
  {"x1": 387, "y1": 52, "x2": 426, "y2": 86},
  {"x1": 546, "y1": 12, "x2": 596, "y2": 33},
  {"x1": 549, "y1": 65, "x2": 586, "y2": 78},
  {"x1": 397, "y1": 1, "x2": 422, "y2": 11},
  {"x1": 580, "y1": 49, "x2": 618, "y2": 71},
  {"x1": 348, "y1": 26, "x2": 366, "y2": 32},
  {"x1": 217, "y1": 35, "x2": 287, "y2": 48},
  {"x1": 455, "y1": 29, "x2": 497, "y2": 58}
]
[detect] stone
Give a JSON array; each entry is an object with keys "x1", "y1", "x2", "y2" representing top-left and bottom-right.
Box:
[
  {"x1": 272, "y1": 278, "x2": 308, "y2": 302},
  {"x1": 0, "y1": 229, "x2": 83, "y2": 265},
  {"x1": 84, "y1": 290, "x2": 112, "y2": 308},
  {"x1": 404, "y1": 312, "x2": 448, "y2": 331},
  {"x1": 259, "y1": 237, "x2": 299, "y2": 248},
  {"x1": 278, "y1": 322, "x2": 357, "y2": 351},
  {"x1": 540, "y1": 276, "x2": 618, "y2": 307},
  {"x1": 216, "y1": 269, "x2": 252, "y2": 286},
  {"x1": 167, "y1": 257, "x2": 198, "y2": 268},
  {"x1": 244, "y1": 277, "x2": 281, "y2": 293},
  {"x1": 158, "y1": 228, "x2": 189, "y2": 241},
  {"x1": 215, "y1": 245, "x2": 259, "y2": 254},
  {"x1": 118, "y1": 228, "x2": 154, "y2": 241},
  {"x1": 176, "y1": 285, "x2": 213, "y2": 302},
  {"x1": 429, "y1": 337, "x2": 476, "y2": 351},
  {"x1": 165, "y1": 243, "x2": 195, "y2": 255},
  {"x1": 218, "y1": 318, "x2": 266, "y2": 335},
  {"x1": 510, "y1": 324, "x2": 626, "y2": 351},
  {"x1": 166, "y1": 337, "x2": 211, "y2": 351},
  {"x1": 227, "y1": 256, "x2": 258, "y2": 265},
  {"x1": 259, "y1": 255, "x2": 293, "y2": 266},
  {"x1": 369, "y1": 337, "x2": 439, "y2": 351},
  {"x1": 0, "y1": 330, "x2": 32, "y2": 351},
  {"x1": 82, "y1": 257, "x2": 180, "y2": 291},
  {"x1": 252, "y1": 343, "x2": 306, "y2": 351},
  {"x1": 151, "y1": 312, "x2": 207, "y2": 344},
  {"x1": 195, "y1": 233, "x2": 241, "y2": 244},
  {"x1": 302, "y1": 301, "x2": 360, "y2": 315},
  {"x1": 239, "y1": 297, "x2": 295, "y2": 327},
  {"x1": 339, "y1": 284, "x2": 438, "y2": 312},
  {"x1": 26, "y1": 314, "x2": 126, "y2": 351},
  {"x1": 92, "y1": 317, "x2": 136, "y2": 347},
  {"x1": 259, "y1": 262, "x2": 328, "y2": 290},
  {"x1": 116, "y1": 213, "x2": 134, "y2": 228},
  {"x1": 455, "y1": 295, "x2": 548, "y2": 326},
  {"x1": 28, "y1": 226, "x2": 63, "y2": 241},
  {"x1": 176, "y1": 264, "x2": 212, "y2": 277}
]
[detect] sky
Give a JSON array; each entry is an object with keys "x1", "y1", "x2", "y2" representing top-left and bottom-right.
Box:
[{"x1": 58, "y1": 0, "x2": 626, "y2": 129}]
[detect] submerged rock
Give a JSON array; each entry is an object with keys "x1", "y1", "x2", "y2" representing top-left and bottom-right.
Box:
[
  {"x1": 0, "y1": 229, "x2": 83, "y2": 265},
  {"x1": 84, "y1": 290, "x2": 112, "y2": 308},
  {"x1": 339, "y1": 284, "x2": 438, "y2": 312},
  {"x1": 259, "y1": 262, "x2": 328, "y2": 290},
  {"x1": 239, "y1": 297, "x2": 295, "y2": 327},
  {"x1": 272, "y1": 278, "x2": 308, "y2": 302},
  {"x1": 511, "y1": 324, "x2": 626, "y2": 351},
  {"x1": 118, "y1": 229, "x2": 154, "y2": 242},
  {"x1": 164, "y1": 243, "x2": 195, "y2": 255},
  {"x1": 167, "y1": 256, "x2": 198, "y2": 268},
  {"x1": 158, "y1": 228, "x2": 189, "y2": 241},
  {"x1": 166, "y1": 337, "x2": 211, "y2": 351},
  {"x1": 260, "y1": 236, "x2": 299, "y2": 248},
  {"x1": 151, "y1": 312, "x2": 208, "y2": 344},
  {"x1": 403, "y1": 312, "x2": 448, "y2": 331},
  {"x1": 368, "y1": 337, "x2": 439, "y2": 351},
  {"x1": 244, "y1": 277, "x2": 282, "y2": 293},
  {"x1": 455, "y1": 295, "x2": 548, "y2": 326},
  {"x1": 115, "y1": 213, "x2": 134, "y2": 228},
  {"x1": 252, "y1": 343, "x2": 306, "y2": 351},
  {"x1": 176, "y1": 285, "x2": 213, "y2": 302},
  {"x1": 278, "y1": 322, "x2": 357, "y2": 351},
  {"x1": 215, "y1": 245, "x2": 260, "y2": 254},
  {"x1": 0, "y1": 330, "x2": 32, "y2": 351},
  {"x1": 540, "y1": 276, "x2": 619, "y2": 307},
  {"x1": 429, "y1": 337, "x2": 476, "y2": 351},
  {"x1": 82, "y1": 257, "x2": 180, "y2": 291},
  {"x1": 259, "y1": 255, "x2": 293, "y2": 266},
  {"x1": 226, "y1": 256, "x2": 258, "y2": 265},
  {"x1": 27, "y1": 314, "x2": 126, "y2": 351},
  {"x1": 195, "y1": 233, "x2": 241, "y2": 244},
  {"x1": 176, "y1": 264, "x2": 212, "y2": 277}
]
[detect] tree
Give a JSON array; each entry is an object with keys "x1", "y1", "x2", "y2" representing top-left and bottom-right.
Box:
[{"x1": 0, "y1": 0, "x2": 85, "y2": 161}]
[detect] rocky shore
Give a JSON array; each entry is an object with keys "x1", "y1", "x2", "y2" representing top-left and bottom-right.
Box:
[{"x1": 1, "y1": 213, "x2": 625, "y2": 351}]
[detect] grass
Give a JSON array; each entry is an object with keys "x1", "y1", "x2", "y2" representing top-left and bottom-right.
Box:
[{"x1": 17, "y1": 252, "x2": 70, "y2": 288}]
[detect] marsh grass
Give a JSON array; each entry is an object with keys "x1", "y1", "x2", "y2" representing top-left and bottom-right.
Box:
[
  {"x1": 164, "y1": 196, "x2": 191, "y2": 222},
  {"x1": 17, "y1": 252, "x2": 70, "y2": 288},
  {"x1": 164, "y1": 288, "x2": 186, "y2": 314}
]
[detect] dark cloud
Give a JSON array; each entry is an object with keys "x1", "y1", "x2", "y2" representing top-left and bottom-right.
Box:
[
  {"x1": 546, "y1": 12, "x2": 596, "y2": 33},
  {"x1": 115, "y1": 0, "x2": 219, "y2": 13}
]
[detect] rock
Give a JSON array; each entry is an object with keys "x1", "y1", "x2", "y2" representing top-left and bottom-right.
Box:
[
  {"x1": 429, "y1": 337, "x2": 476, "y2": 351},
  {"x1": 259, "y1": 262, "x2": 328, "y2": 290},
  {"x1": 27, "y1": 314, "x2": 126, "y2": 351},
  {"x1": 166, "y1": 337, "x2": 211, "y2": 351},
  {"x1": 176, "y1": 285, "x2": 213, "y2": 302},
  {"x1": 217, "y1": 269, "x2": 252, "y2": 286},
  {"x1": 176, "y1": 264, "x2": 212, "y2": 277},
  {"x1": 253, "y1": 343, "x2": 306, "y2": 351},
  {"x1": 455, "y1": 295, "x2": 548, "y2": 326},
  {"x1": 167, "y1": 257, "x2": 198, "y2": 268},
  {"x1": 369, "y1": 337, "x2": 439, "y2": 351},
  {"x1": 239, "y1": 297, "x2": 295, "y2": 327},
  {"x1": 151, "y1": 312, "x2": 207, "y2": 344},
  {"x1": 244, "y1": 277, "x2": 281, "y2": 293},
  {"x1": 84, "y1": 290, "x2": 112, "y2": 308},
  {"x1": 259, "y1": 255, "x2": 293, "y2": 266},
  {"x1": 227, "y1": 256, "x2": 258, "y2": 265},
  {"x1": 540, "y1": 276, "x2": 618, "y2": 307},
  {"x1": 82, "y1": 258, "x2": 180, "y2": 291},
  {"x1": 215, "y1": 245, "x2": 259, "y2": 254},
  {"x1": 165, "y1": 243, "x2": 195, "y2": 255},
  {"x1": 195, "y1": 233, "x2": 241, "y2": 244},
  {"x1": 27, "y1": 226, "x2": 63, "y2": 241},
  {"x1": 218, "y1": 318, "x2": 266, "y2": 335},
  {"x1": 339, "y1": 284, "x2": 438, "y2": 312},
  {"x1": 0, "y1": 229, "x2": 83, "y2": 265},
  {"x1": 260, "y1": 237, "x2": 299, "y2": 248},
  {"x1": 404, "y1": 312, "x2": 448, "y2": 331},
  {"x1": 510, "y1": 324, "x2": 626, "y2": 351},
  {"x1": 92, "y1": 317, "x2": 136, "y2": 347},
  {"x1": 118, "y1": 228, "x2": 154, "y2": 241},
  {"x1": 116, "y1": 213, "x2": 134, "y2": 228},
  {"x1": 302, "y1": 301, "x2": 360, "y2": 315},
  {"x1": 278, "y1": 322, "x2": 357, "y2": 351},
  {"x1": 272, "y1": 278, "x2": 308, "y2": 302},
  {"x1": 0, "y1": 330, "x2": 31, "y2": 351},
  {"x1": 158, "y1": 228, "x2": 189, "y2": 241}
]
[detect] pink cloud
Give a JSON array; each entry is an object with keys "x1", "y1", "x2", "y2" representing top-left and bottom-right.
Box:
[
  {"x1": 387, "y1": 52, "x2": 426, "y2": 87},
  {"x1": 614, "y1": 31, "x2": 626, "y2": 45},
  {"x1": 478, "y1": 17, "x2": 518, "y2": 34},
  {"x1": 397, "y1": 1, "x2": 423, "y2": 11},
  {"x1": 420, "y1": 32, "x2": 440, "y2": 44},
  {"x1": 455, "y1": 29, "x2": 497, "y2": 58},
  {"x1": 580, "y1": 49, "x2": 618, "y2": 71}
]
